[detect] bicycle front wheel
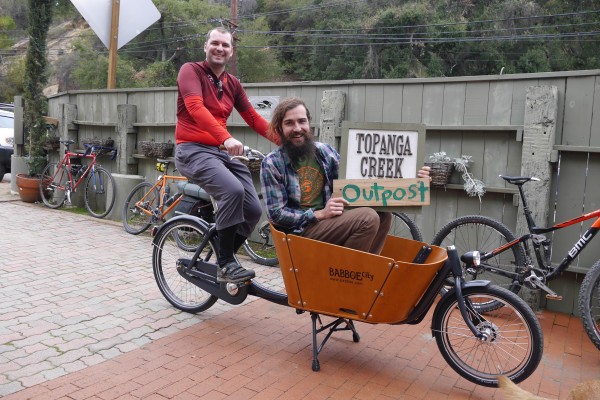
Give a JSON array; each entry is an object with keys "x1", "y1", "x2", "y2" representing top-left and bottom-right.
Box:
[
  {"x1": 578, "y1": 259, "x2": 600, "y2": 350},
  {"x1": 153, "y1": 218, "x2": 218, "y2": 313},
  {"x1": 432, "y1": 215, "x2": 526, "y2": 312},
  {"x1": 389, "y1": 212, "x2": 423, "y2": 241},
  {"x1": 433, "y1": 285, "x2": 543, "y2": 387},
  {"x1": 242, "y1": 221, "x2": 278, "y2": 266},
  {"x1": 84, "y1": 167, "x2": 116, "y2": 218},
  {"x1": 39, "y1": 162, "x2": 67, "y2": 208},
  {"x1": 122, "y1": 182, "x2": 159, "y2": 235}
]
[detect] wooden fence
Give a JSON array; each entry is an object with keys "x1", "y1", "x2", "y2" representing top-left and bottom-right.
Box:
[{"x1": 34, "y1": 69, "x2": 600, "y2": 314}]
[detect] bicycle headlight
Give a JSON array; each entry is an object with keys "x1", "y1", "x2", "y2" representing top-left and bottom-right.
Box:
[{"x1": 460, "y1": 251, "x2": 481, "y2": 266}]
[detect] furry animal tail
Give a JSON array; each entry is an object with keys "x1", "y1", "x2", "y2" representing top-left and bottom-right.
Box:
[{"x1": 498, "y1": 376, "x2": 549, "y2": 400}]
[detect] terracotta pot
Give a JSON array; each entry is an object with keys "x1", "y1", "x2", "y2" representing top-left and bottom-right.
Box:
[{"x1": 15, "y1": 173, "x2": 42, "y2": 203}]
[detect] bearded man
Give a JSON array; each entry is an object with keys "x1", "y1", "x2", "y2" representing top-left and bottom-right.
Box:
[{"x1": 260, "y1": 97, "x2": 430, "y2": 254}]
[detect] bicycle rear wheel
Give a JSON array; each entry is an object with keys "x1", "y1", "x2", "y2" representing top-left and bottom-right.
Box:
[
  {"x1": 578, "y1": 259, "x2": 600, "y2": 350},
  {"x1": 39, "y1": 162, "x2": 67, "y2": 208},
  {"x1": 242, "y1": 221, "x2": 278, "y2": 266},
  {"x1": 432, "y1": 215, "x2": 526, "y2": 313},
  {"x1": 122, "y1": 182, "x2": 159, "y2": 234},
  {"x1": 153, "y1": 218, "x2": 218, "y2": 313},
  {"x1": 84, "y1": 166, "x2": 116, "y2": 218},
  {"x1": 433, "y1": 285, "x2": 543, "y2": 387},
  {"x1": 389, "y1": 212, "x2": 423, "y2": 241}
]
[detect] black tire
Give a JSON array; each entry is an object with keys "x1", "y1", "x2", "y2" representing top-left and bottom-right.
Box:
[
  {"x1": 122, "y1": 182, "x2": 159, "y2": 234},
  {"x1": 578, "y1": 259, "x2": 600, "y2": 350},
  {"x1": 432, "y1": 215, "x2": 526, "y2": 312},
  {"x1": 433, "y1": 285, "x2": 543, "y2": 387},
  {"x1": 84, "y1": 166, "x2": 116, "y2": 218},
  {"x1": 153, "y1": 218, "x2": 218, "y2": 313},
  {"x1": 389, "y1": 212, "x2": 423, "y2": 241},
  {"x1": 39, "y1": 162, "x2": 67, "y2": 209},
  {"x1": 242, "y1": 221, "x2": 278, "y2": 266}
]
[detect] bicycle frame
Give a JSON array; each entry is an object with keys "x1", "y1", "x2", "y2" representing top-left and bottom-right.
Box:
[
  {"x1": 164, "y1": 215, "x2": 484, "y2": 333},
  {"x1": 477, "y1": 177, "x2": 600, "y2": 284},
  {"x1": 135, "y1": 173, "x2": 188, "y2": 219},
  {"x1": 50, "y1": 143, "x2": 115, "y2": 192},
  {"x1": 55, "y1": 148, "x2": 96, "y2": 191}
]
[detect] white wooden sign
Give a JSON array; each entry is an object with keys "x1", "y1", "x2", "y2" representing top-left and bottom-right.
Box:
[{"x1": 339, "y1": 122, "x2": 427, "y2": 211}]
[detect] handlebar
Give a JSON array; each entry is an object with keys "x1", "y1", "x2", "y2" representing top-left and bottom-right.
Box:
[
  {"x1": 58, "y1": 139, "x2": 117, "y2": 160},
  {"x1": 225, "y1": 145, "x2": 266, "y2": 162}
]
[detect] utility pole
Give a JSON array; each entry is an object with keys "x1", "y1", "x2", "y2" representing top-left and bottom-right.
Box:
[
  {"x1": 107, "y1": 0, "x2": 120, "y2": 89},
  {"x1": 229, "y1": 0, "x2": 238, "y2": 76}
]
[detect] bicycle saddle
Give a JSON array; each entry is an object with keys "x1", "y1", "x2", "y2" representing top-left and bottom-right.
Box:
[
  {"x1": 499, "y1": 175, "x2": 540, "y2": 185},
  {"x1": 176, "y1": 181, "x2": 211, "y2": 202}
]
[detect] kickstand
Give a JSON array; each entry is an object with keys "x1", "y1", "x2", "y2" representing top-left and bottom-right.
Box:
[{"x1": 310, "y1": 312, "x2": 360, "y2": 372}]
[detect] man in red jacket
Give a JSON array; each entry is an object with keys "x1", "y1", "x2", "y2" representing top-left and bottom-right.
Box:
[{"x1": 175, "y1": 27, "x2": 279, "y2": 283}]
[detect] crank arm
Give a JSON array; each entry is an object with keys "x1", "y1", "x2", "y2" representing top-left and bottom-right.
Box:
[{"x1": 526, "y1": 274, "x2": 563, "y2": 300}]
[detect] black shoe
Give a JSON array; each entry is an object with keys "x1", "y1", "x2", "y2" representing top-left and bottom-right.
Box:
[{"x1": 217, "y1": 262, "x2": 255, "y2": 283}]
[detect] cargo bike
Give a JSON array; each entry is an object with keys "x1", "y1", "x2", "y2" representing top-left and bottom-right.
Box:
[{"x1": 152, "y1": 211, "x2": 543, "y2": 387}]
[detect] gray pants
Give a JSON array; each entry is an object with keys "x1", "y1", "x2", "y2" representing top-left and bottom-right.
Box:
[
  {"x1": 175, "y1": 142, "x2": 261, "y2": 237},
  {"x1": 301, "y1": 208, "x2": 392, "y2": 254}
]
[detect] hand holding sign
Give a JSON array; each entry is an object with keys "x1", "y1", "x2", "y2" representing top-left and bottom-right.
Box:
[{"x1": 315, "y1": 197, "x2": 350, "y2": 220}]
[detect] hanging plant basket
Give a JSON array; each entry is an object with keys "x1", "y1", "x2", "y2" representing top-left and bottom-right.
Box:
[
  {"x1": 43, "y1": 136, "x2": 60, "y2": 151},
  {"x1": 239, "y1": 159, "x2": 262, "y2": 175},
  {"x1": 139, "y1": 140, "x2": 174, "y2": 158},
  {"x1": 81, "y1": 137, "x2": 114, "y2": 148},
  {"x1": 80, "y1": 137, "x2": 115, "y2": 156},
  {"x1": 424, "y1": 162, "x2": 454, "y2": 187}
]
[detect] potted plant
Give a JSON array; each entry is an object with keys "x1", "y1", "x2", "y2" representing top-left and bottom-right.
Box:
[
  {"x1": 15, "y1": 0, "x2": 54, "y2": 203},
  {"x1": 426, "y1": 152, "x2": 486, "y2": 200}
]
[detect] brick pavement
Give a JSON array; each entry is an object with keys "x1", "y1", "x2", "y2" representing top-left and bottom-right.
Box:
[
  {"x1": 0, "y1": 182, "x2": 282, "y2": 397},
  {"x1": 1, "y1": 180, "x2": 599, "y2": 399}
]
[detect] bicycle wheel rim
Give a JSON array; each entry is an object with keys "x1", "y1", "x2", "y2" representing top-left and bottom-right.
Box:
[
  {"x1": 434, "y1": 288, "x2": 541, "y2": 386},
  {"x1": 433, "y1": 217, "x2": 525, "y2": 312},
  {"x1": 242, "y1": 222, "x2": 278, "y2": 266},
  {"x1": 122, "y1": 182, "x2": 157, "y2": 235},
  {"x1": 84, "y1": 167, "x2": 116, "y2": 218},
  {"x1": 40, "y1": 162, "x2": 67, "y2": 208},
  {"x1": 586, "y1": 277, "x2": 600, "y2": 347},
  {"x1": 389, "y1": 212, "x2": 423, "y2": 241},
  {"x1": 579, "y1": 262, "x2": 600, "y2": 350},
  {"x1": 153, "y1": 220, "x2": 218, "y2": 312}
]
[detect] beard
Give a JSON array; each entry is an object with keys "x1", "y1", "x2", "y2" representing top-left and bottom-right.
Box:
[{"x1": 282, "y1": 132, "x2": 316, "y2": 164}]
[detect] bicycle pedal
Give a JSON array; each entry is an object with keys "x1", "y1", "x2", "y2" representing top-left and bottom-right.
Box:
[{"x1": 530, "y1": 276, "x2": 562, "y2": 300}]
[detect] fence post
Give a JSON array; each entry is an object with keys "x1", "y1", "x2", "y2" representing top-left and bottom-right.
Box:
[
  {"x1": 319, "y1": 90, "x2": 346, "y2": 150},
  {"x1": 58, "y1": 103, "x2": 78, "y2": 145},
  {"x1": 116, "y1": 104, "x2": 137, "y2": 175},
  {"x1": 518, "y1": 85, "x2": 559, "y2": 309}
]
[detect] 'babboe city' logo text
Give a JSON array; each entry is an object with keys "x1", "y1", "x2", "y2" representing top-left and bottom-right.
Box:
[{"x1": 329, "y1": 267, "x2": 374, "y2": 284}]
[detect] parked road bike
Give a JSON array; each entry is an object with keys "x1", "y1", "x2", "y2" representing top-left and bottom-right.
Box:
[
  {"x1": 123, "y1": 147, "x2": 424, "y2": 266},
  {"x1": 432, "y1": 175, "x2": 600, "y2": 349},
  {"x1": 121, "y1": 148, "x2": 278, "y2": 266},
  {"x1": 150, "y1": 171, "x2": 544, "y2": 388},
  {"x1": 39, "y1": 139, "x2": 117, "y2": 218}
]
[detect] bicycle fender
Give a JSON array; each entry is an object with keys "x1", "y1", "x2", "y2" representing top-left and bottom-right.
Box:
[
  {"x1": 151, "y1": 214, "x2": 211, "y2": 246},
  {"x1": 430, "y1": 280, "x2": 492, "y2": 335}
]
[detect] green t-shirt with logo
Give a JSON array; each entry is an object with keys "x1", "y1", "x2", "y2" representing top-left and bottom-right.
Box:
[{"x1": 295, "y1": 155, "x2": 325, "y2": 211}]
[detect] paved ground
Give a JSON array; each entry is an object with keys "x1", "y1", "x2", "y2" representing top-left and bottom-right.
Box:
[
  {"x1": 0, "y1": 180, "x2": 282, "y2": 397},
  {"x1": 1, "y1": 178, "x2": 599, "y2": 399}
]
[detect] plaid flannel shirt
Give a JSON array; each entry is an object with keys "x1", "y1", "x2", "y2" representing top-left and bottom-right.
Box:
[{"x1": 260, "y1": 142, "x2": 339, "y2": 234}]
